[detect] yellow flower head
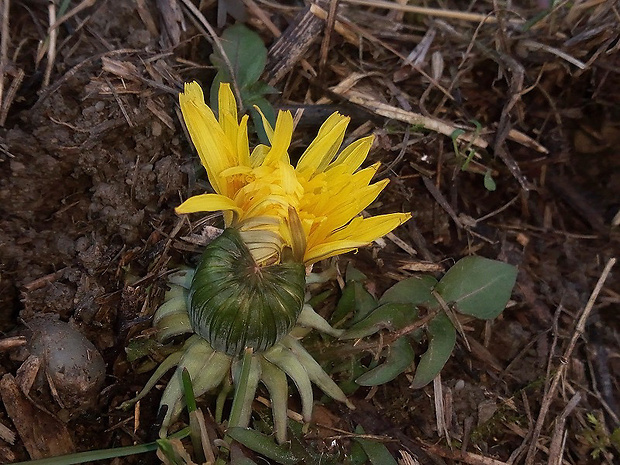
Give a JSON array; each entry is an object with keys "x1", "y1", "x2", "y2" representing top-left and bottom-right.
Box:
[{"x1": 177, "y1": 81, "x2": 411, "y2": 265}]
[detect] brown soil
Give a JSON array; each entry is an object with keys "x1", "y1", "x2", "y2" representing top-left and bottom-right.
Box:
[{"x1": 0, "y1": 1, "x2": 618, "y2": 464}]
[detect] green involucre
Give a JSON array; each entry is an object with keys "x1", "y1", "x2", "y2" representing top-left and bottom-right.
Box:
[{"x1": 189, "y1": 228, "x2": 306, "y2": 357}]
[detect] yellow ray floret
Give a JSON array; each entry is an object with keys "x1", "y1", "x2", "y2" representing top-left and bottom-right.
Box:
[{"x1": 176, "y1": 81, "x2": 411, "y2": 265}]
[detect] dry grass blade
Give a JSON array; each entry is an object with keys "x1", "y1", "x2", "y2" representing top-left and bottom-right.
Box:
[
  {"x1": 0, "y1": 421, "x2": 15, "y2": 445},
  {"x1": 342, "y1": 0, "x2": 524, "y2": 24},
  {"x1": 42, "y1": 1, "x2": 57, "y2": 88},
  {"x1": 422, "y1": 439, "x2": 510, "y2": 464},
  {"x1": 338, "y1": 89, "x2": 488, "y2": 148},
  {"x1": 0, "y1": 67, "x2": 23, "y2": 126},
  {"x1": 547, "y1": 392, "x2": 581, "y2": 465},
  {"x1": 0, "y1": 0, "x2": 9, "y2": 113}
]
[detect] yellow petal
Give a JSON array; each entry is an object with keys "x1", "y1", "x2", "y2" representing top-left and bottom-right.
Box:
[
  {"x1": 175, "y1": 193, "x2": 242, "y2": 216},
  {"x1": 264, "y1": 110, "x2": 294, "y2": 165},
  {"x1": 237, "y1": 115, "x2": 251, "y2": 166},
  {"x1": 220, "y1": 165, "x2": 253, "y2": 178},
  {"x1": 218, "y1": 83, "x2": 237, "y2": 124},
  {"x1": 296, "y1": 112, "x2": 349, "y2": 178},
  {"x1": 179, "y1": 82, "x2": 234, "y2": 195},
  {"x1": 304, "y1": 240, "x2": 366, "y2": 265},
  {"x1": 254, "y1": 105, "x2": 274, "y2": 142},
  {"x1": 328, "y1": 135, "x2": 374, "y2": 174},
  {"x1": 329, "y1": 213, "x2": 412, "y2": 242},
  {"x1": 304, "y1": 213, "x2": 411, "y2": 264},
  {"x1": 250, "y1": 144, "x2": 269, "y2": 167},
  {"x1": 322, "y1": 179, "x2": 389, "y2": 230}
]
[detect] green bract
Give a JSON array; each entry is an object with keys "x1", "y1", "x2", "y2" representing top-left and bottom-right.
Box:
[{"x1": 189, "y1": 228, "x2": 306, "y2": 357}]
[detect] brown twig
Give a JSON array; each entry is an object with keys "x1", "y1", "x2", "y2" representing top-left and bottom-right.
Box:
[
  {"x1": 341, "y1": 0, "x2": 524, "y2": 24},
  {"x1": 43, "y1": 1, "x2": 58, "y2": 88},
  {"x1": 0, "y1": 0, "x2": 9, "y2": 112},
  {"x1": 318, "y1": 0, "x2": 339, "y2": 77},
  {"x1": 338, "y1": 90, "x2": 489, "y2": 148}
]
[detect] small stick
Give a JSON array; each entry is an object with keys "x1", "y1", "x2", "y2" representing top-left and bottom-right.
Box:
[
  {"x1": 0, "y1": 0, "x2": 10, "y2": 110},
  {"x1": 318, "y1": 0, "x2": 339, "y2": 76},
  {"x1": 341, "y1": 0, "x2": 524, "y2": 25},
  {"x1": 341, "y1": 90, "x2": 488, "y2": 148},
  {"x1": 43, "y1": 1, "x2": 58, "y2": 88},
  {"x1": 0, "y1": 336, "x2": 26, "y2": 352}
]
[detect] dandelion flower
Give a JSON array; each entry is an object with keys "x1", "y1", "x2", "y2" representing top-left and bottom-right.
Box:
[
  {"x1": 176, "y1": 81, "x2": 411, "y2": 265},
  {"x1": 125, "y1": 82, "x2": 411, "y2": 443}
]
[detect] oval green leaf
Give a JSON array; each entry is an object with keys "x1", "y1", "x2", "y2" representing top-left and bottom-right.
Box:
[
  {"x1": 227, "y1": 427, "x2": 300, "y2": 465},
  {"x1": 331, "y1": 280, "x2": 378, "y2": 327},
  {"x1": 434, "y1": 256, "x2": 517, "y2": 320},
  {"x1": 379, "y1": 275, "x2": 438, "y2": 306},
  {"x1": 353, "y1": 425, "x2": 399, "y2": 465},
  {"x1": 410, "y1": 313, "x2": 456, "y2": 389},
  {"x1": 356, "y1": 337, "x2": 415, "y2": 386},
  {"x1": 211, "y1": 24, "x2": 267, "y2": 89},
  {"x1": 340, "y1": 303, "x2": 418, "y2": 339}
]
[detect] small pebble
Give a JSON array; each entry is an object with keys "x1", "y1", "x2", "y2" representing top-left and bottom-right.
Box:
[
  {"x1": 152, "y1": 121, "x2": 162, "y2": 137},
  {"x1": 26, "y1": 315, "x2": 105, "y2": 412}
]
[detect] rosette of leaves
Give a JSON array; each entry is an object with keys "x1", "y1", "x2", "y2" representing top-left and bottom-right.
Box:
[{"x1": 336, "y1": 256, "x2": 518, "y2": 388}]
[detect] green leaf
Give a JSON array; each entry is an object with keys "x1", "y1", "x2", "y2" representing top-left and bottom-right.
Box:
[
  {"x1": 334, "y1": 357, "x2": 367, "y2": 396},
  {"x1": 356, "y1": 337, "x2": 415, "y2": 386},
  {"x1": 435, "y1": 256, "x2": 517, "y2": 320},
  {"x1": 379, "y1": 275, "x2": 438, "y2": 306},
  {"x1": 611, "y1": 427, "x2": 620, "y2": 453},
  {"x1": 210, "y1": 23, "x2": 267, "y2": 89},
  {"x1": 340, "y1": 303, "x2": 418, "y2": 339},
  {"x1": 181, "y1": 368, "x2": 197, "y2": 413},
  {"x1": 331, "y1": 280, "x2": 378, "y2": 327},
  {"x1": 350, "y1": 440, "x2": 369, "y2": 465},
  {"x1": 8, "y1": 428, "x2": 189, "y2": 465},
  {"x1": 245, "y1": 80, "x2": 279, "y2": 98},
  {"x1": 353, "y1": 426, "x2": 398, "y2": 465},
  {"x1": 484, "y1": 170, "x2": 496, "y2": 191},
  {"x1": 209, "y1": 73, "x2": 224, "y2": 114},
  {"x1": 345, "y1": 263, "x2": 367, "y2": 282},
  {"x1": 410, "y1": 313, "x2": 456, "y2": 389},
  {"x1": 227, "y1": 427, "x2": 301, "y2": 465},
  {"x1": 450, "y1": 128, "x2": 466, "y2": 140}
]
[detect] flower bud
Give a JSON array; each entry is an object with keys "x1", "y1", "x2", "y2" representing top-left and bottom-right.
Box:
[{"x1": 188, "y1": 228, "x2": 306, "y2": 357}]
